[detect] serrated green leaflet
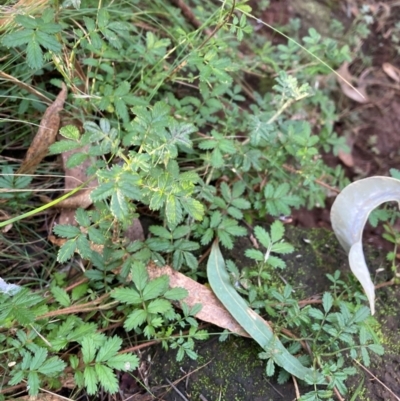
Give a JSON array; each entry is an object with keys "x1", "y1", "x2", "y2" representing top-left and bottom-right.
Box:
[{"x1": 207, "y1": 241, "x2": 325, "y2": 384}]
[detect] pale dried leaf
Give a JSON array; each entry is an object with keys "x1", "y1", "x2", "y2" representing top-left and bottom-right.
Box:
[
  {"x1": 17, "y1": 83, "x2": 67, "y2": 174},
  {"x1": 57, "y1": 189, "x2": 93, "y2": 210},
  {"x1": 147, "y1": 263, "x2": 249, "y2": 337},
  {"x1": 57, "y1": 144, "x2": 98, "y2": 225},
  {"x1": 336, "y1": 62, "x2": 369, "y2": 103},
  {"x1": 338, "y1": 149, "x2": 354, "y2": 167},
  {"x1": 382, "y1": 62, "x2": 400, "y2": 83},
  {"x1": 0, "y1": 210, "x2": 12, "y2": 233},
  {"x1": 48, "y1": 234, "x2": 67, "y2": 247}
]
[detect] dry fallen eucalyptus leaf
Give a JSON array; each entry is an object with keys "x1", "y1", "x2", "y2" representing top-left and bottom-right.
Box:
[
  {"x1": 336, "y1": 62, "x2": 369, "y2": 104},
  {"x1": 17, "y1": 83, "x2": 67, "y2": 175}
]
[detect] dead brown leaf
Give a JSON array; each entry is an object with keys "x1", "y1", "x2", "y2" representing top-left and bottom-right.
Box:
[
  {"x1": 147, "y1": 263, "x2": 249, "y2": 337},
  {"x1": 336, "y1": 62, "x2": 369, "y2": 103},
  {"x1": 56, "y1": 143, "x2": 98, "y2": 225},
  {"x1": 382, "y1": 62, "x2": 400, "y2": 83},
  {"x1": 17, "y1": 83, "x2": 67, "y2": 175}
]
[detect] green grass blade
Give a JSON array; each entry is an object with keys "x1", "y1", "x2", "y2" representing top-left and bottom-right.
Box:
[{"x1": 207, "y1": 240, "x2": 324, "y2": 383}]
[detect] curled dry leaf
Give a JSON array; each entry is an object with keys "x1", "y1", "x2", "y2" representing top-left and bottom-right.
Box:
[
  {"x1": 382, "y1": 62, "x2": 400, "y2": 83},
  {"x1": 336, "y1": 62, "x2": 369, "y2": 103},
  {"x1": 147, "y1": 262, "x2": 250, "y2": 337},
  {"x1": 17, "y1": 83, "x2": 67, "y2": 175}
]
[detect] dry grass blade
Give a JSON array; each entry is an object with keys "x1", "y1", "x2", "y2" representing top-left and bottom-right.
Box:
[
  {"x1": 16, "y1": 83, "x2": 67, "y2": 175},
  {"x1": 0, "y1": 0, "x2": 51, "y2": 29},
  {"x1": 0, "y1": 71, "x2": 51, "y2": 104}
]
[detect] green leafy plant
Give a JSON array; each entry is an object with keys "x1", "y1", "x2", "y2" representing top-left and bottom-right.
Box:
[
  {"x1": 1, "y1": 9, "x2": 62, "y2": 69},
  {"x1": 0, "y1": 0, "x2": 386, "y2": 399}
]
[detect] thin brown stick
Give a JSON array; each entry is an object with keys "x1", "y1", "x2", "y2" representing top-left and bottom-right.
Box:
[
  {"x1": 37, "y1": 293, "x2": 112, "y2": 319},
  {"x1": 283, "y1": 164, "x2": 340, "y2": 194},
  {"x1": 292, "y1": 375, "x2": 300, "y2": 400},
  {"x1": 0, "y1": 71, "x2": 51, "y2": 104},
  {"x1": 170, "y1": 0, "x2": 212, "y2": 35},
  {"x1": 353, "y1": 359, "x2": 400, "y2": 401}
]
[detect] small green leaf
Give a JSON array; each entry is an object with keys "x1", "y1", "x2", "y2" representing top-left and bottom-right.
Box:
[
  {"x1": 49, "y1": 140, "x2": 82, "y2": 154},
  {"x1": 76, "y1": 235, "x2": 92, "y2": 259},
  {"x1": 53, "y1": 225, "x2": 81, "y2": 238},
  {"x1": 51, "y1": 286, "x2": 71, "y2": 307},
  {"x1": 9, "y1": 370, "x2": 24, "y2": 386},
  {"x1": 164, "y1": 287, "x2": 188, "y2": 301},
  {"x1": 96, "y1": 336, "x2": 122, "y2": 363},
  {"x1": 106, "y1": 353, "x2": 139, "y2": 371},
  {"x1": 308, "y1": 307, "x2": 324, "y2": 320},
  {"x1": 254, "y1": 226, "x2": 271, "y2": 249},
  {"x1": 131, "y1": 261, "x2": 148, "y2": 291},
  {"x1": 66, "y1": 152, "x2": 88, "y2": 168},
  {"x1": 2, "y1": 29, "x2": 33, "y2": 47},
  {"x1": 125, "y1": 309, "x2": 147, "y2": 330},
  {"x1": 367, "y1": 343, "x2": 384, "y2": 355},
  {"x1": 110, "y1": 191, "x2": 129, "y2": 220},
  {"x1": 59, "y1": 125, "x2": 80, "y2": 140},
  {"x1": 82, "y1": 336, "x2": 97, "y2": 364},
  {"x1": 36, "y1": 30, "x2": 61, "y2": 52},
  {"x1": 75, "y1": 208, "x2": 90, "y2": 227},
  {"x1": 84, "y1": 366, "x2": 98, "y2": 395},
  {"x1": 244, "y1": 249, "x2": 264, "y2": 261},
  {"x1": 149, "y1": 225, "x2": 171, "y2": 239},
  {"x1": 27, "y1": 371, "x2": 40, "y2": 395},
  {"x1": 270, "y1": 220, "x2": 285, "y2": 243},
  {"x1": 112, "y1": 288, "x2": 142, "y2": 305},
  {"x1": 266, "y1": 358, "x2": 275, "y2": 376},
  {"x1": 322, "y1": 292, "x2": 333, "y2": 313},
  {"x1": 30, "y1": 347, "x2": 47, "y2": 370},
  {"x1": 90, "y1": 182, "x2": 115, "y2": 201},
  {"x1": 38, "y1": 356, "x2": 66, "y2": 375},
  {"x1": 147, "y1": 298, "x2": 172, "y2": 314},
  {"x1": 95, "y1": 363, "x2": 118, "y2": 394},
  {"x1": 57, "y1": 240, "x2": 77, "y2": 263},
  {"x1": 142, "y1": 275, "x2": 169, "y2": 301},
  {"x1": 26, "y1": 37, "x2": 43, "y2": 69},
  {"x1": 270, "y1": 242, "x2": 294, "y2": 254},
  {"x1": 87, "y1": 227, "x2": 106, "y2": 244},
  {"x1": 353, "y1": 306, "x2": 370, "y2": 323}
]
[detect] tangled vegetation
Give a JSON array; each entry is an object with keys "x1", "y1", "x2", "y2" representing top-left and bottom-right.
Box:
[{"x1": 0, "y1": 1, "x2": 389, "y2": 400}]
